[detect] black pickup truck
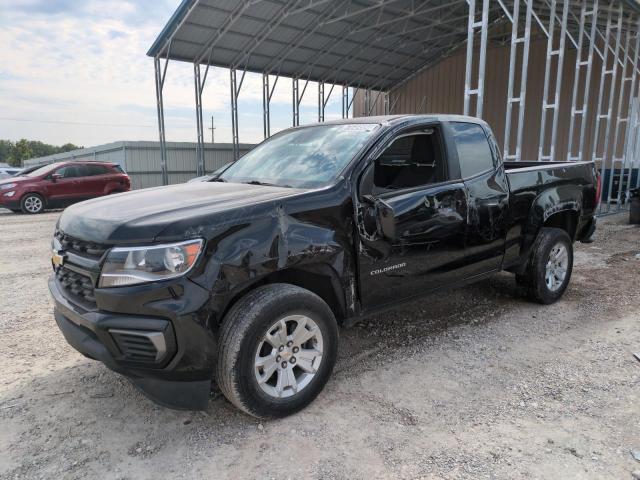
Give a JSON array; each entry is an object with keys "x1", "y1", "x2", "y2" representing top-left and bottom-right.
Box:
[{"x1": 49, "y1": 115, "x2": 599, "y2": 418}]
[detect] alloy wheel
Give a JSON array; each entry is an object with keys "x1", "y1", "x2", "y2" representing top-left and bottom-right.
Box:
[
  {"x1": 254, "y1": 315, "x2": 323, "y2": 399},
  {"x1": 545, "y1": 242, "x2": 568, "y2": 292},
  {"x1": 24, "y1": 196, "x2": 43, "y2": 213}
]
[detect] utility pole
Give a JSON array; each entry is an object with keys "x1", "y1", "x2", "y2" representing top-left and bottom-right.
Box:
[{"x1": 208, "y1": 115, "x2": 216, "y2": 143}]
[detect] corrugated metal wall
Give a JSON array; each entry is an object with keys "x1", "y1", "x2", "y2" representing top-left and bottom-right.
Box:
[
  {"x1": 122, "y1": 142, "x2": 253, "y2": 189},
  {"x1": 353, "y1": 36, "x2": 627, "y2": 165},
  {"x1": 24, "y1": 142, "x2": 254, "y2": 189}
]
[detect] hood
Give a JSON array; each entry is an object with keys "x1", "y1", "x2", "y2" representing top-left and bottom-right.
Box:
[
  {"x1": 0, "y1": 176, "x2": 29, "y2": 185},
  {"x1": 58, "y1": 182, "x2": 306, "y2": 244}
]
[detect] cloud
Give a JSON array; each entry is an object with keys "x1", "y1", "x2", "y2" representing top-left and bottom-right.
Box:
[
  {"x1": 108, "y1": 30, "x2": 127, "y2": 40},
  {"x1": 8, "y1": 0, "x2": 83, "y2": 16}
]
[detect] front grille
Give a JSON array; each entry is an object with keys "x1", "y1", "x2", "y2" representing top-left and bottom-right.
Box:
[
  {"x1": 55, "y1": 230, "x2": 108, "y2": 259},
  {"x1": 109, "y1": 330, "x2": 166, "y2": 364},
  {"x1": 56, "y1": 267, "x2": 96, "y2": 305}
]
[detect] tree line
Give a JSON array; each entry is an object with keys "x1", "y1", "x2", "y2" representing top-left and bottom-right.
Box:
[{"x1": 0, "y1": 139, "x2": 82, "y2": 167}]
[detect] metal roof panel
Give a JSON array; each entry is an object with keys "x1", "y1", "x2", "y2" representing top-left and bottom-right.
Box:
[{"x1": 148, "y1": 0, "x2": 638, "y2": 90}]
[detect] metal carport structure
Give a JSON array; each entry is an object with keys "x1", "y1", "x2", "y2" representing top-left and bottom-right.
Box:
[{"x1": 148, "y1": 0, "x2": 640, "y2": 213}]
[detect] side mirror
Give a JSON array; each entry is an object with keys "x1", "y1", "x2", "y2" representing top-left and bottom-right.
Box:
[
  {"x1": 360, "y1": 195, "x2": 396, "y2": 240},
  {"x1": 51, "y1": 173, "x2": 62, "y2": 182},
  {"x1": 377, "y1": 199, "x2": 396, "y2": 240}
]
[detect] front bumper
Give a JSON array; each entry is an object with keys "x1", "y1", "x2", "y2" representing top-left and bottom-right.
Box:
[
  {"x1": 0, "y1": 196, "x2": 20, "y2": 210},
  {"x1": 49, "y1": 274, "x2": 217, "y2": 410}
]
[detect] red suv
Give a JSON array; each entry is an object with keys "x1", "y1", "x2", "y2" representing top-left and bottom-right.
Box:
[{"x1": 0, "y1": 161, "x2": 130, "y2": 214}]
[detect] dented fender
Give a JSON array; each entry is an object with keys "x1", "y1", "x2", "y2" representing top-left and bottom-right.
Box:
[{"x1": 184, "y1": 183, "x2": 359, "y2": 326}]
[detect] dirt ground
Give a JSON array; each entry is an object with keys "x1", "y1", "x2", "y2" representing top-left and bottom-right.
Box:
[{"x1": 0, "y1": 208, "x2": 639, "y2": 480}]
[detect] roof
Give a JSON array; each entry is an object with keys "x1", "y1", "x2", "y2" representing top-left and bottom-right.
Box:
[
  {"x1": 147, "y1": 0, "x2": 491, "y2": 91},
  {"x1": 50, "y1": 160, "x2": 118, "y2": 165},
  {"x1": 148, "y1": 1, "x2": 640, "y2": 92},
  {"x1": 294, "y1": 113, "x2": 487, "y2": 127}
]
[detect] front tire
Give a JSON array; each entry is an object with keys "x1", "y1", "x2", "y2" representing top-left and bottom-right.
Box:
[
  {"x1": 517, "y1": 227, "x2": 573, "y2": 304},
  {"x1": 20, "y1": 193, "x2": 45, "y2": 214},
  {"x1": 216, "y1": 284, "x2": 338, "y2": 418}
]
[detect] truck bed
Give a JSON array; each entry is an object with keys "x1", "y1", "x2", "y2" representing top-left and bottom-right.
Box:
[
  {"x1": 504, "y1": 160, "x2": 594, "y2": 172},
  {"x1": 504, "y1": 160, "x2": 596, "y2": 194}
]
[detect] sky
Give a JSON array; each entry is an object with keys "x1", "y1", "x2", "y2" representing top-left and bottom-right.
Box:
[{"x1": 0, "y1": 0, "x2": 346, "y2": 148}]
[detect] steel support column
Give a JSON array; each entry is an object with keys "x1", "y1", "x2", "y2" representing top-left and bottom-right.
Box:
[
  {"x1": 341, "y1": 86, "x2": 349, "y2": 118},
  {"x1": 594, "y1": 7, "x2": 623, "y2": 212},
  {"x1": 464, "y1": 0, "x2": 489, "y2": 118},
  {"x1": 262, "y1": 73, "x2": 270, "y2": 139},
  {"x1": 292, "y1": 78, "x2": 299, "y2": 126},
  {"x1": 632, "y1": 99, "x2": 640, "y2": 189},
  {"x1": 154, "y1": 56, "x2": 169, "y2": 186},
  {"x1": 592, "y1": 9, "x2": 615, "y2": 178},
  {"x1": 621, "y1": 20, "x2": 640, "y2": 195},
  {"x1": 347, "y1": 87, "x2": 357, "y2": 117},
  {"x1": 538, "y1": 0, "x2": 569, "y2": 162},
  {"x1": 503, "y1": 0, "x2": 533, "y2": 161},
  {"x1": 292, "y1": 77, "x2": 308, "y2": 126},
  {"x1": 612, "y1": 27, "x2": 634, "y2": 207},
  {"x1": 318, "y1": 82, "x2": 325, "y2": 122},
  {"x1": 193, "y1": 63, "x2": 205, "y2": 176},
  {"x1": 568, "y1": 0, "x2": 599, "y2": 161},
  {"x1": 363, "y1": 89, "x2": 370, "y2": 117},
  {"x1": 229, "y1": 68, "x2": 245, "y2": 160}
]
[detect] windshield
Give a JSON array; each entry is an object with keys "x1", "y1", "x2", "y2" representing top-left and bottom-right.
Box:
[
  {"x1": 219, "y1": 123, "x2": 380, "y2": 188},
  {"x1": 23, "y1": 163, "x2": 60, "y2": 177}
]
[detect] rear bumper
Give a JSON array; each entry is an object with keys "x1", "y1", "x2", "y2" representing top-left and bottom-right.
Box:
[{"x1": 49, "y1": 275, "x2": 217, "y2": 410}]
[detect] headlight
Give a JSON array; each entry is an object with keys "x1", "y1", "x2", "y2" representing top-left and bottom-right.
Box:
[
  {"x1": 0, "y1": 183, "x2": 16, "y2": 190},
  {"x1": 99, "y1": 239, "x2": 204, "y2": 288}
]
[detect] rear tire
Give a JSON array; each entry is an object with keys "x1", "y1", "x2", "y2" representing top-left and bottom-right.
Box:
[
  {"x1": 517, "y1": 227, "x2": 573, "y2": 304},
  {"x1": 20, "y1": 193, "x2": 45, "y2": 214},
  {"x1": 216, "y1": 283, "x2": 338, "y2": 418}
]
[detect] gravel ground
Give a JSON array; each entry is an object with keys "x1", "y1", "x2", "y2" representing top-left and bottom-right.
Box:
[{"x1": 1, "y1": 208, "x2": 639, "y2": 480}]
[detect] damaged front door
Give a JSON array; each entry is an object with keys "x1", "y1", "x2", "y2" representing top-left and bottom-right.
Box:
[{"x1": 355, "y1": 125, "x2": 469, "y2": 310}]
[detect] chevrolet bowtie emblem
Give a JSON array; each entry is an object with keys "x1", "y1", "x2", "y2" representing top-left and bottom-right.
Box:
[{"x1": 52, "y1": 250, "x2": 65, "y2": 269}]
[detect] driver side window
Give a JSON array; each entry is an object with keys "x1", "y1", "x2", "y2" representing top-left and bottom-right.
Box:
[{"x1": 372, "y1": 128, "x2": 446, "y2": 193}]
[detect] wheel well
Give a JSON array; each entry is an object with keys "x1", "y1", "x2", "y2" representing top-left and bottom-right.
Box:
[
  {"x1": 543, "y1": 210, "x2": 578, "y2": 240},
  {"x1": 20, "y1": 191, "x2": 46, "y2": 205},
  {"x1": 508, "y1": 209, "x2": 579, "y2": 275},
  {"x1": 218, "y1": 266, "x2": 346, "y2": 326}
]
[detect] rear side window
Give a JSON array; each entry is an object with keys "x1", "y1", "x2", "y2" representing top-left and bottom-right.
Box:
[
  {"x1": 450, "y1": 122, "x2": 494, "y2": 178},
  {"x1": 84, "y1": 164, "x2": 109, "y2": 176},
  {"x1": 111, "y1": 165, "x2": 125, "y2": 173}
]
